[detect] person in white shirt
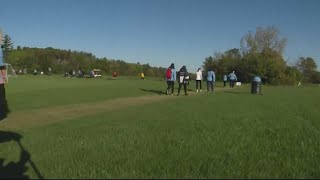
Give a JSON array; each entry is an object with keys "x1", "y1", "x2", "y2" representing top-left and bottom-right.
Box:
[{"x1": 195, "y1": 68, "x2": 203, "y2": 92}]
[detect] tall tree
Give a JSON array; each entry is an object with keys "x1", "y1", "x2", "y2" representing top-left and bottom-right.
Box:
[
  {"x1": 296, "y1": 57, "x2": 317, "y2": 82},
  {"x1": 222, "y1": 48, "x2": 241, "y2": 74},
  {"x1": 240, "y1": 26, "x2": 287, "y2": 55},
  {"x1": 239, "y1": 26, "x2": 287, "y2": 84},
  {"x1": 2, "y1": 34, "x2": 14, "y2": 62}
]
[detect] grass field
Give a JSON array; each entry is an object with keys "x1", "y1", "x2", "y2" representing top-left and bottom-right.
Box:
[{"x1": 1, "y1": 75, "x2": 320, "y2": 178}]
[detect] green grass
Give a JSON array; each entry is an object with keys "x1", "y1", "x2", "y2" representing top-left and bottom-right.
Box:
[
  {"x1": 1, "y1": 76, "x2": 320, "y2": 178},
  {"x1": 5, "y1": 75, "x2": 166, "y2": 111}
]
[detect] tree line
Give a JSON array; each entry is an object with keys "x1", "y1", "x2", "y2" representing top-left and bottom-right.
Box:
[
  {"x1": 202, "y1": 26, "x2": 320, "y2": 85},
  {"x1": 2, "y1": 26, "x2": 320, "y2": 84},
  {"x1": 3, "y1": 39, "x2": 166, "y2": 78}
]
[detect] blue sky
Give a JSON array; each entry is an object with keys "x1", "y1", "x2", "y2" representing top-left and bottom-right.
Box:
[{"x1": 1, "y1": 0, "x2": 320, "y2": 72}]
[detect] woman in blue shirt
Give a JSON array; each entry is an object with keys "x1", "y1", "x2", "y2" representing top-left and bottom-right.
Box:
[
  {"x1": 228, "y1": 71, "x2": 237, "y2": 88},
  {"x1": 207, "y1": 69, "x2": 216, "y2": 92}
]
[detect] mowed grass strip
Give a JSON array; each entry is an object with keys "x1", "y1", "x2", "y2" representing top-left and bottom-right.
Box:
[
  {"x1": 2, "y1": 76, "x2": 232, "y2": 130},
  {"x1": 1, "y1": 84, "x2": 320, "y2": 178},
  {"x1": 2, "y1": 94, "x2": 173, "y2": 130},
  {"x1": 5, "y1": 75, "x2": 167, "y2": 111}
]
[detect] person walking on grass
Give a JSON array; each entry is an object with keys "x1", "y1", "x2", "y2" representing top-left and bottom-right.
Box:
[
  {"x1": 0, "y1": 31, "x2": 9, "y2": 120},
  {"x1": 223, "y1": 74, "x2": 228, "y2": 88},
  {"x1": 195, "y1": 68, "x2": 203, "y2": 92},
  {"x1": 166, "y1": 63, "x2": 176, "y2": 95},
  {"x1": 229, "y1": 70, "x2": 237, "y2": 88},
  {"x1": 207, "y1": 68, "x2": 215, "y2": 92},
  {"x1": 177, "y1": 65, "x2": 189, "y2": 96}
]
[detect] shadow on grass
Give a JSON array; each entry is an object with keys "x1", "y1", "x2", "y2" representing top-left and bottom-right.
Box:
[
  {"x1": 139, "y1": 88, "x2": 166, "y2": 95},
  {"x1": 0, "y1": 131, "x2": 44, "y2": 179},
  {"x1": 223, "y1": 91, "x2": 263, "y2": 95},
  {"x1": 223, "y1": 91, "x2": 250, "y2": 94}
]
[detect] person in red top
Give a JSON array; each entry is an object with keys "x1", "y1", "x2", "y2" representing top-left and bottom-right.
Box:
[{"x1": 112, "y1": 71, "x2": 117, "y2": 79}]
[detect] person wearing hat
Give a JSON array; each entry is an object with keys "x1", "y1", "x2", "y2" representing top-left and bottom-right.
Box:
[{"x1": 0, "y1": 31, "x2": 9, "y2": 120}]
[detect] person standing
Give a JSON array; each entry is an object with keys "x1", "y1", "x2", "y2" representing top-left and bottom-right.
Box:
[
  {"x1": 223, "y1": 74, "x2": 228, "y2": 88},
  {"x1": 177, "y1": 65, "x2": 188, "y2": 96},
  {"x1": 77, "y1": 69, "x2": 83, "y2": 78},
  {"x1": 112, "y1": 71, "x2": 117, "y2": 79},
  {"x1": 140, "y1": 72, "x2": 145, "y2": 80},
  {"x1": 195, "y1": 68, "x2": 203, "y2": 92},
  {"x1": 166, "y1": 63, "x2": 176, "y2": 95},
  {"x1": 72, "y1": 70, "x2": 76, "y2": 78},
  {"x1": 0, "y1": 31, "x2": 9, "y2": 120},
  {"x1": 48, "y1": 67, "x2": 52, "y2": 76},
  {"x1": 207, "y1": 69, "x2": 215, "y2": 92},
  {"x1": 229, "y1": 71, "x2": 237, "y2": 88}
]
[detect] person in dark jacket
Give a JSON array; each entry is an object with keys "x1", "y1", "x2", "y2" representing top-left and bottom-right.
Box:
[{"x1": 177, "y1": 65, "x2": 189, "y2": 96}]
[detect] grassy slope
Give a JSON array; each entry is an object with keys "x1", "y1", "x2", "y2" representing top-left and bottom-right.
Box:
[{"x1": 1, "y1": 77, "x2": 320, "y2": 178}]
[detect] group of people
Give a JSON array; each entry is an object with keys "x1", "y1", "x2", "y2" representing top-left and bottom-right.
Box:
[
  {"x1": 194, "y1": 67, "x2": 216, "y2": 92},
  {"x1": 63, "y1": 69, "x2": 102, "y2": 78},
  {"x1": 165, "y1": 63, "x2": 238, "y2": 96},
  {"x1": 165, "y1": 63, "x2": 190, "y2": 96},
  {"x1": 223, "y1": 71, "x2": 238, "y2": 88},
  {"x1": 32, "y1": 67, "x2": 52, "y2": 76}
]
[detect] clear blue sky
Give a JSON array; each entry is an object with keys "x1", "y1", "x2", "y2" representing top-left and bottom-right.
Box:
[{"x1": 1, "y1": 0, "x2": 320, "y2": 72}]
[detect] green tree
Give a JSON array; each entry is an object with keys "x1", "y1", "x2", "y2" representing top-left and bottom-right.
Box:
[
  {"x1": 203, "y1": 55, "x2": 218, "y2": 73},
  {"x1": 311, "y1": 71, "x2": 320, "y2": 83},
  {"x1": 221, "y1": 48, "x2": 241, "y2": 74},
  {"x1": 282, "y1": 66, "x2": 302, "y2": 85},
  {"x1": 2, "y1": 34, "x2": 14, "y2": 62},
  {"x1": 296, "y1": 57, "x2": 318, "y2": 83},
  {"x1": 239, "y1": 26, "x2": 287, "y2": 84},
  {"x1": 240, "y1": 26, "x2": 287, "y2": 55}
]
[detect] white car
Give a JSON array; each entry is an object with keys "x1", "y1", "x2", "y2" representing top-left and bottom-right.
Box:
[{"x1": 92, "y1": 69, "x2": 102, "y2": 77}]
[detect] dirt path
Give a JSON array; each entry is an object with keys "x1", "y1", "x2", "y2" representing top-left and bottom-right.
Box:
[{"x1": 1, "y1": 87, "x2": 233, "y2": 130}]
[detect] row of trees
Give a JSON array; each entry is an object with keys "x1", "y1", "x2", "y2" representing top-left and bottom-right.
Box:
[
  {"x1": 3, "y1": 43, "x2": 167, "y2": 77},
  {"x1": 2, "y1": 26, "x2": 319, "y2": 84},
  {"x1": 202, "y1": 26, "x2": 320, "y2": 85}
]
